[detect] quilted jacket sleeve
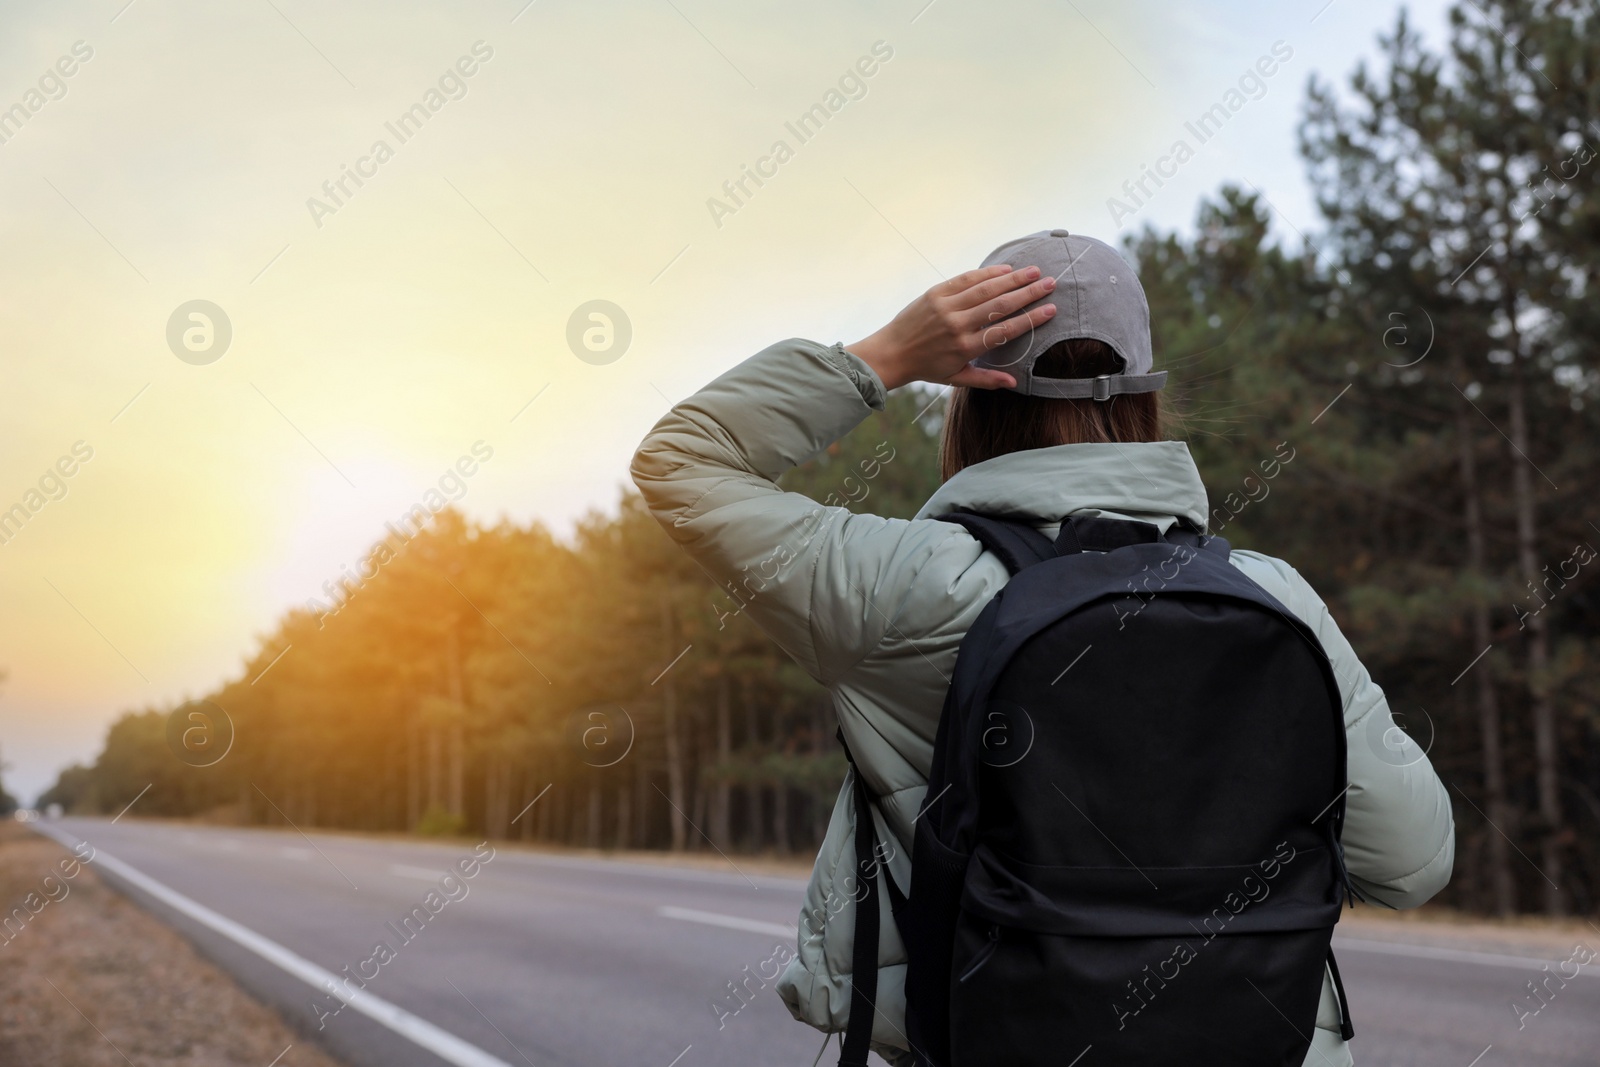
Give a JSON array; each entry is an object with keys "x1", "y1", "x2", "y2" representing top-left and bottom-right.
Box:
[{"x1": 630, "y1": 337, "x2": 962, "y2": 697}]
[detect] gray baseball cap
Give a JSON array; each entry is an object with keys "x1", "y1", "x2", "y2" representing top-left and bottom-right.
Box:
[{"x1": 973, "y1": 229, "x2": 1166, "y2": 400}]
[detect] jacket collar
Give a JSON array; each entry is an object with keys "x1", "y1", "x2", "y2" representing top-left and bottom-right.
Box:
[{"x1": 914, "y1": 441, "x2": 1210, "y2": 530}]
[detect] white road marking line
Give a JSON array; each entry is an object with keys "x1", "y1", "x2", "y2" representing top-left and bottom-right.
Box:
[
  {"x1": 1334, "y1": 936, "x2": 1599, "y2": 975},
  {"x1": 658, "y1": 906, "x2": 796, "y2": 940},
  {"x1": 31, "y1": 825, "x2": 516, "y2": 1067},
  {"x1": 494, "y1": 850, "x2": 806, "y2": 891},
  {"x1": 82, "y1": 819, "x2": 808, "y2": 891},
  {"x1": 390, "y1": 864, "x2": 447, "y2": 881}
]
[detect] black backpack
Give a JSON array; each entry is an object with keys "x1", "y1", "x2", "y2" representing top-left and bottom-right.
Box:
[{"x1": 837, "y1": 512, "x2": 1355, "y2": 1067}]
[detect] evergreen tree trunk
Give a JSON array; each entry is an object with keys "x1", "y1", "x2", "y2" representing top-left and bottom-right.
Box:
[
  {"x1": 484, "y1": 756, "x2": 506, "y2": 840},
  {"x1": 445, "y1": 620, "x2": 466, "y2": 820},
  {"x1": 537, "y1": 781, "x2": 553, "y2": 841},
  {"x1": 634, "y1": 752, "x2": 649, "y2": 848},
  {"x1": 1505, "y1": 334, "x2": 1565, "y2": 916},
  {"x1": 661, "y1": 597, "x2": 688, "y2": 851},
  {"x1": 449, "y1": 730, "x2": 465, "y2": 820},
  {"x1": 520, "y1": 770, "x2": 535, "y2": 841},
  {"x1": 428, "y1": 727, "x2": 443, "y2": 815},
  {"x1": 712, "y1": 672, "x2": 732, "y2": 845},
  {"x1": 482, "y1": 757, "x2": 495, "y2": 839},
  {"x1": 497, "y1": 758, "x2": 507, "y2": 838},
  {"x1": 1454, "y1": 376, "x2": 1516, "y2": 916},
  {"x1": 744, "y1": 676, "x2": 763, "y2": 850},
  {"x1": 616, "y1": 785, "x2": 631, "y2": 851},
  {"x1": 772, "y1": 781, "x2": 789, "y2": 855},
  {"x1": 691, "y1": 756, "x2": 708, "y2": 853},
  {"x1": 407, "y1": 710, "x2": 421, "y2": 829}
]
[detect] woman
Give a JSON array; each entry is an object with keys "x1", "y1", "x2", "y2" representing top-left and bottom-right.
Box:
[{"x1": 631, "y1": 230, "x2": 1454, "y2": 1066}]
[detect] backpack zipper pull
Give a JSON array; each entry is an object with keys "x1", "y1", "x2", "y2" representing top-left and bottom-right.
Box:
[{"x1": 957, "y1": 924, "x2": 1001, "y2": 984}]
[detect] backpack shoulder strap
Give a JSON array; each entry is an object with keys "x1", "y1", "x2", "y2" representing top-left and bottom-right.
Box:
[
  {"x1": 937, "y1": 511, "x2": 1056, "y2": 575},
  {"x1": 835, "y1": 730, "x2": 906, "y2": 1067}
]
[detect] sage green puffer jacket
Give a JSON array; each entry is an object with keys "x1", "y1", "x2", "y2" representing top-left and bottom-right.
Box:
[{"x1": 632, "y1": 338, "x2": 1455, "y2": 1066}]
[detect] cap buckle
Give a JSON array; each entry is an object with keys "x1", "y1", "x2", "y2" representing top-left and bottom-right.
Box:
[{"x1": 1091, "y1": 374, "x2": 1112, "y2": 401}]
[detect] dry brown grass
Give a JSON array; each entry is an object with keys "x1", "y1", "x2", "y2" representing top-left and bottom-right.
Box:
[
  {"x1": 1340, "y1": 899, "x2": 1600, "y2": 957},
  {"x1": 0, "y1": 819, "x2": 346, "y2": 1067}
]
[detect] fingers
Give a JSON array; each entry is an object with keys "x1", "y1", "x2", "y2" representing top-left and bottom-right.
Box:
[
  {"x1": 948, "y1": 364, "x2": 1017, "y2": 390},
  {"x1": 947, "y1": 264, "x2": 1041, "y2": 311},
  {"x1": 937, "y1": 264, "x2": 1014, "y2": 302},
  {"x1": 977, "y1": 302, "x2": 1056, "y2": 351},
  {"x1": 969, "y1": 276, "x2": 1055, "y2": 330}
]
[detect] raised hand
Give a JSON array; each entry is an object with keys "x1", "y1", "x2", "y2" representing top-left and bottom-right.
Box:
[{"x1": 845, "y1": 264, "x2": 1057, "y2": 391}]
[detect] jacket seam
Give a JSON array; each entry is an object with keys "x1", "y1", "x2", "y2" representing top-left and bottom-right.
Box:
[
  {"x1": 803, "y1": 519, "x2": 833, "y2": 683},
  {"x1": 818, "y1": 340, "x2": 886, "y2": 409},
  {"x1": 675, "y1": 473, "x2": 744, "y2": 529},
  {"x1": 826, "y1": 523, "x2": 969, "y2": 684},
  {"x1": 1368, "y1": 818, "x2": 1455, "y2": 890}
]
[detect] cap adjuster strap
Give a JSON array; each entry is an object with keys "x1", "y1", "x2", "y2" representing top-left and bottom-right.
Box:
[{"x1": 1023, "y1": 370, "x2": 1167, "y2": 400}]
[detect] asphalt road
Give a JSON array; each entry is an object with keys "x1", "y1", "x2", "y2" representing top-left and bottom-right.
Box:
[{"x1": 33, "y1": 818, "x2": 1600, "y2": 1067}]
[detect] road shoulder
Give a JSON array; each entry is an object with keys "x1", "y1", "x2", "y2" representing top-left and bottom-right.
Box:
[{"x1": 0, "y1": 818, "x2": 347, "y2": 1067}]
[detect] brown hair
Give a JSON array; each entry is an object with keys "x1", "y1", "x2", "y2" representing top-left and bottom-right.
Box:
[{"x1": 938, "y1": 338, "x2": 1168, "y2": 481}]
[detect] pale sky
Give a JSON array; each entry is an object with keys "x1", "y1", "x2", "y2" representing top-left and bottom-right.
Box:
[{"x1": 0, "y1": 0, "x2": 1452, "y2": 801}]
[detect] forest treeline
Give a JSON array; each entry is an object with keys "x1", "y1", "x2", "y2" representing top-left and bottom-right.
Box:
[{"x1": 34, "y1": 2, "x2": 1600, "y2": 915}]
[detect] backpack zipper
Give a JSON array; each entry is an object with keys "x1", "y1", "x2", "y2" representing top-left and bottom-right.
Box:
[
  {"x1": 957, "y1": 924, "x2": 1001, "y2": 983},
  {"x1": 1323, "y1": 817, "x2": 1356, "y2": 908}
]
